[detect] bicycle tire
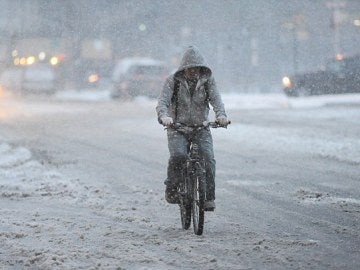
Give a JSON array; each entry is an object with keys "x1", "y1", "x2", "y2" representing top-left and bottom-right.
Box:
[
  {"x1": 178, "y1": 176, "x2": 191, "y2": 230},
  {"x1": 180, "y1": 204, "x2": 191, "y2": 230},
  {"x1": 192, "y1": 175, "x2": 205, "y2": 235}
]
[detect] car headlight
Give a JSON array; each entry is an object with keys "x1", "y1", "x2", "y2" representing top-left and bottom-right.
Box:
[
  {"x1": 282, "y1": 76, "x2": 292, "y2": 88},
  {"x1": 88, "y1": 73, "x2": 99, "y2": 83}
]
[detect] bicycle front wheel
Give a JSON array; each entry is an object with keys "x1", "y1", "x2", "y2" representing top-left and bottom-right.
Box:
[
  {"x1": 192, "y1": 175, "x2": 205, "y2": 235},
  {"x1": 179, "y1": 180, "x2": 191, "y2": 230},
  {"x1": 180, "y1": 203, "x2": 191, "y2": 230}
]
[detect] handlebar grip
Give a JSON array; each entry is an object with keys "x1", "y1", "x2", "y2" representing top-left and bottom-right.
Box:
[{"x1": 213, "y1": 120, "x2": 231, "y2": 127}]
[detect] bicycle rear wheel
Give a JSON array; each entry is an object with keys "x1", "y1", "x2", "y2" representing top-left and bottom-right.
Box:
[{"x1": 192, "y1": 175, "x2": 205, "y2": 235}]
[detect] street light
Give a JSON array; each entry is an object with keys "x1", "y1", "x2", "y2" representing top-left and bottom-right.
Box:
[
  {"x1": 326, "y1": 0, "x2": 347, "y2": 57},
  {"x1": 138, "y1": 24, "x2": 146, "y2": 31},
  {"x1": 284, "y1": 21, "x2": 299, "y2": 74}
]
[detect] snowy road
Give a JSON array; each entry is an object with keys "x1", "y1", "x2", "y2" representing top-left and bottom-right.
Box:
[{"x1": 0, "y1": 92, "x2": 359, "y2": 269}]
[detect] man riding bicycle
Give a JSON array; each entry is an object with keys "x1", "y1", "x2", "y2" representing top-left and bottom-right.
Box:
[{"x1": 156, "y1": 46, "x2": 229, "y2": 211}]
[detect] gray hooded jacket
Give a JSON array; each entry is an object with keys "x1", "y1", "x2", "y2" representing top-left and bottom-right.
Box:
[{"x1": 156, "y1": 46, "x2": 226, "y2": 126}]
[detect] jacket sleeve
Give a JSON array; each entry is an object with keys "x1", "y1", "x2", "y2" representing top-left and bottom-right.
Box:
[
  {"x1": 156, "y1": 75, "x2": 174, "y2": 124},
  {"x1": 207, "y1": 76, "x2": 227, "y2": 118}
]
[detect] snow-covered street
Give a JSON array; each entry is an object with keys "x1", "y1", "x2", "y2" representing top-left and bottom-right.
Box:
[{"x1": 0, "y1": 91, "x2": 359, "y2": 269}]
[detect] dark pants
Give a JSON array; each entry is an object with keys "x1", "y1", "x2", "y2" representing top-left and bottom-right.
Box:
[{"x1": 166, "y1": 128, "x2": 216, "y2": 201}]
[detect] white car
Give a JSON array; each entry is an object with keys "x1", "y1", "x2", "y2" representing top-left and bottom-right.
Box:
[
  {"x1": 22, "y1": 64, "x2": 56, "y2": 93},
  {"x1": 111, "y1": 57, "x2": 169, "y2": 99}
]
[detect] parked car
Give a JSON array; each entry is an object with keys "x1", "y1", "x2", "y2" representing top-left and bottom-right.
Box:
[
  {"x1": 0, "y1": 64, "x2": 57, "y2": 94},
  {"x1": 282, "y1": 55, "x2": 360, "y2": 97},
  {"x1": 111, "y1": 57, "x2": 169, "y2": 99}
]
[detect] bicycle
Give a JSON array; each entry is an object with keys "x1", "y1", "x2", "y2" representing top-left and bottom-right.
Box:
[{"x1": 169, "y1": 121, "x2": 230, "y2": 235}]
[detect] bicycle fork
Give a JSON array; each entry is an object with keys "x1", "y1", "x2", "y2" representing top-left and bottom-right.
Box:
[{"x1": 189, "y1": 144, "x2": 207, "y2": 203}]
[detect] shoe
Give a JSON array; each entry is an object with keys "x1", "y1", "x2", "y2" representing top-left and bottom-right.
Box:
[
  {"x1": 165, "y1": 185, "x2": 179, "y2": 204},
  {"x1": 204, "y1": 200, "x2": 215, "y2": 211}
]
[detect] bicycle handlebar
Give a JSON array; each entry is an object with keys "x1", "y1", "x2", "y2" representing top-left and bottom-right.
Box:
[
  {"x1": 204, "y1": 120, "x2": 231, "y2": 129},
  {"x1": 167, "y1": 121, "x2": 231, "y2": 131}
]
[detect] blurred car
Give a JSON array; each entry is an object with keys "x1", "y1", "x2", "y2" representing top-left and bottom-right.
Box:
[
  {"x1": 74, "y1": 59, "x2": 113, "y2": 90},
  {"x1": 0, "y1": 64, "x2": 57, "y2": 94},
  {"x1": 22, "y1": 63, "x2": 57, "y2": 93},
  {"x1": 111, "y1": 57, "x2": 169, "y2": 99},
  {"x1": 0, "y1": 67, "x2": 23, "y2": 91},
  {"x1": 282, "y1": 55, "x2": 360, "y2": 97}
]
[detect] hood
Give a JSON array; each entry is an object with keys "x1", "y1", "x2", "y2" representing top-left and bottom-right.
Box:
[{"x1": 174, "y1": 46, "x2": 212, "y2": 79}]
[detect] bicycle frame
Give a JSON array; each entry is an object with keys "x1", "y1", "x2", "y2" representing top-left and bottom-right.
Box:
[
  {"x1": 180, "y1": 142, "x2": 206, "y2": 202},
  {"x1": 166, "y1": 121, "x2": 230, "y2": 235}
]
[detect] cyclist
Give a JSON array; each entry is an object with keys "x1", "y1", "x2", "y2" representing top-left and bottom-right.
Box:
[{"x1": 156, "y1": 46, "x2": 229, "y2": 211}]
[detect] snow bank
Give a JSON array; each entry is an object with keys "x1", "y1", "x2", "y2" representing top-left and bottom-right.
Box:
[
  {"x1": 0, "y1": 143, "x2": 31, "y2": 167},
  {"x1": 0, "y1": 142, "x2": 110, "y2": 206},
  {"x1": 54, "y1": 88, "x2": 360, "y2": 110},
  {"x1": 223, "y1": 92, "x2": 360, "y2": 110}
]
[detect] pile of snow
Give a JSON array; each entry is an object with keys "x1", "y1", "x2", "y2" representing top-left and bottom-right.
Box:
[
  {"x1": 0, "y1": 143, "x2": 31, "y2": 167},
  {"x1": 0, "y1": 142, "x2": 110, "y2": 206},
  {"x1": 0, "y1": 142, "x2": 74, "y2": 199}
]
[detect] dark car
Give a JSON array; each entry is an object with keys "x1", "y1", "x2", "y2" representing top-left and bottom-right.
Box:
[
  {"x1": 73, "y1": 59, "x2": 113, "y2": 89},
  {"x1": 111, "y1": 57, "x2": 169, "y2": 99},
  {"x1": 282, "y1": 55, "x2": 360, "y2": 97}
]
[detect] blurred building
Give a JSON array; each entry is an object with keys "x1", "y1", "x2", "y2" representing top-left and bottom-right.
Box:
[{"x1": 0, "y1": 0, "x2": 359, "y2": 92}]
